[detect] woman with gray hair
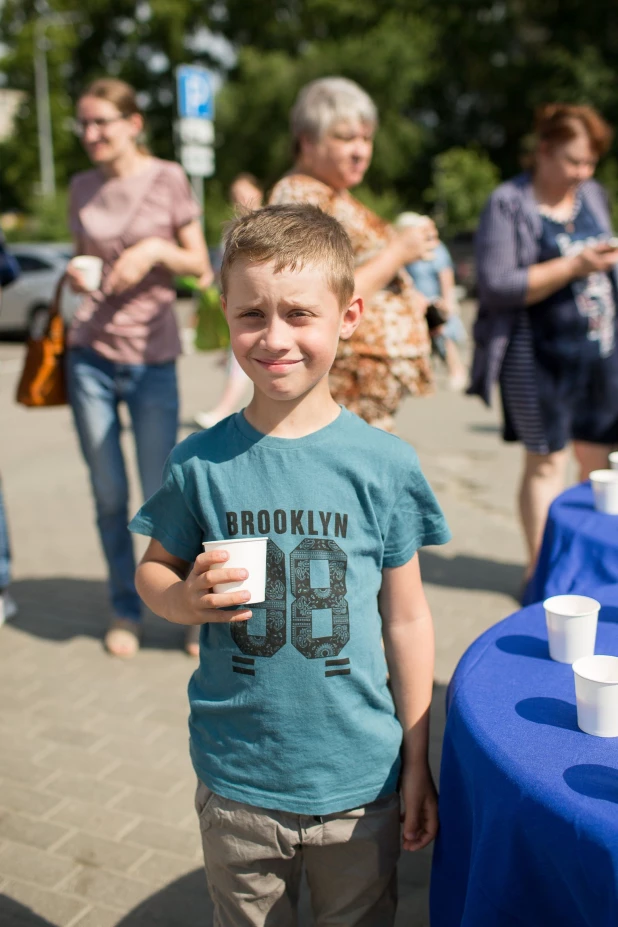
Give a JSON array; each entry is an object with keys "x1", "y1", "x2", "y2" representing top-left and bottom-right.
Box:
[{"x1": 269, "y1": 77, "x2": 437, "y2": 431}]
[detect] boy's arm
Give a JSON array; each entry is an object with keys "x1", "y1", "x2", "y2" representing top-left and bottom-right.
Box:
[
  {"x1": 379, "y1": 552, "x2": 438, "y2": 852},
  {"x1": 136, "y1": 538, "x2": 253, "y2": 626}
]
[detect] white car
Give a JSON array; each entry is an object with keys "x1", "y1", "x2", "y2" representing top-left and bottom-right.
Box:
[{"x1": 0, "y1": 243, "x2": 73, "y2": 337}]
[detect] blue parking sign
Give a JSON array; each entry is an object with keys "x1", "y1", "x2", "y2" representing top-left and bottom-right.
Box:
[{"x1": 176, "y1": 66, "x2": 214, "y2": 120}]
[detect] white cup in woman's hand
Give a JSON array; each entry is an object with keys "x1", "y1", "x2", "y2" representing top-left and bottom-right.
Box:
[{"x1": 69, "y1": 256, "x2": 103, "y2": 292}]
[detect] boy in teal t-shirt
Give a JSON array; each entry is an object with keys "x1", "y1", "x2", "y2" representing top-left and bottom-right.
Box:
[{"x1": 130, "y1": 204, "x2": 451, "y2": 926}]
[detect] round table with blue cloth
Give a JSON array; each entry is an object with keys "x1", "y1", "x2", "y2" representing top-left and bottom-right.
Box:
[
  {"x1": 523, "y1": 481, "x2": 618, "y2": 606},
  {"x1": 430, "y1": 584, "x2": 618, "y2": 927}
]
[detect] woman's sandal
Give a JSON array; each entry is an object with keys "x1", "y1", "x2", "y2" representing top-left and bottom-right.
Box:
[
  {"x1": 104, "y1": 618, "x2": 141, "y2": 659},
  {"x1": 185, "y1": 625, "x2": 201, "y2": 658}
]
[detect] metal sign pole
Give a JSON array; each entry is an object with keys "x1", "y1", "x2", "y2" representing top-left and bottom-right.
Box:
[
  {"x1": 33, "y1": 21, "x2": 55, "y2": 197},
  {"x1": 190, "y1": 175, "x2": 204, "y2": 214},
  {"x1": 176, "y1": 66, "x2": 216, "y2": 199}
]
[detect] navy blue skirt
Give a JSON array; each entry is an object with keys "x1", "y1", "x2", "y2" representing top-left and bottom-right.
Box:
[{"x1": 500, "y1": 315, "x2": 618, "y2": 454}]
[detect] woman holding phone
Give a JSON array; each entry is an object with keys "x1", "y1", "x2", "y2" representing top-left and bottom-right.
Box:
[
  {"x1": 66, "y1": 78, "x2": 212, "y2": 658},
  {"x1": 470, "y1": 103, "x2": 618, "y2": 586}
]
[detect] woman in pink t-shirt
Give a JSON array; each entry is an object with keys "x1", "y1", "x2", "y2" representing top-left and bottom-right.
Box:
[{"x1": 66, "y1": 78, "x2": 212, "y2": 658}]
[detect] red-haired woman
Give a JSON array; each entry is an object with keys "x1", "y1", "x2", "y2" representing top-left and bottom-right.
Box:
[
  {"x1": 66, "y1": 78, "x2": 212, "y2": 657},
  {"x1": 471, "y1": 104, "x2": 618, "y2": 584}
]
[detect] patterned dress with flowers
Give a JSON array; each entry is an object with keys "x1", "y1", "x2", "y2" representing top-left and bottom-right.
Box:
[{"x1": 269, "y1": 173, "x2": 433, "y2": 430}]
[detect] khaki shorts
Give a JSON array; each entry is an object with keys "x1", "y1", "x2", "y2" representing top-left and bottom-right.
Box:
[{"x1": 195, "y1": 780, "x2": 401, "y2": 927}]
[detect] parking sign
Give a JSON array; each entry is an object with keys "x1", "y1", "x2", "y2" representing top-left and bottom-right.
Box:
[{"x1": 176, "y1": 66, "x2": 214, "y2": 120}]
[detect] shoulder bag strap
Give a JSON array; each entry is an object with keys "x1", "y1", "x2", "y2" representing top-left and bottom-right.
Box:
[{"x1": 48, "y1": 273, "x2": 67, "y2": 320}]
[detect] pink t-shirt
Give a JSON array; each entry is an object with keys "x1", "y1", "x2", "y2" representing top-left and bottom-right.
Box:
[{"x1": 68, "y1": 157, "x2": 200, "y2": 365}]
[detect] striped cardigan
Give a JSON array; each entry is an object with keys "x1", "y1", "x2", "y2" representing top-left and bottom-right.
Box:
[{"x1": 468, "y1": 172, "x2": 617, "y2": 404}]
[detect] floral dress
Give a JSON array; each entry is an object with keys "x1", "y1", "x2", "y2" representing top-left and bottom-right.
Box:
[{"x1": 269, "y1": 173, "x2": 433, "y2": 430}]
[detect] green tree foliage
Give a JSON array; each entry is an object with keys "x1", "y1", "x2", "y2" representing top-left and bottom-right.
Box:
[
  {"x1": 3, "y1": 0, "x2": 618, "y2": 240},
  {"x1": 0, "y1": 0, "x2": 218, "y2": 210},
  {"x1": 211, "y1": 9, "x2": 437, "y2": 212},
  {"x1": 596, "y1": 158, "x2": 618, "y2": 232},
  {"x1": 6, "y1": 190, "x2": 71, "y2": 242},
  {"x1": 425, "y1": 148, "x2": 500, "y2": 235}
]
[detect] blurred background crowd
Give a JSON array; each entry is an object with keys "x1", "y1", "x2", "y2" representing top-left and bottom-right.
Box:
[
  {"x1": 2, "y1": 1, "x2": 617, "y2": 254},
  {"x1": 2, "y1": 0, "x2": 618, "y2": 656}
]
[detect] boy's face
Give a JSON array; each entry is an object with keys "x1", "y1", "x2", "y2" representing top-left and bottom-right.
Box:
[{"x1": 222, "y1": 258, "x2": 361, "y2": 404}]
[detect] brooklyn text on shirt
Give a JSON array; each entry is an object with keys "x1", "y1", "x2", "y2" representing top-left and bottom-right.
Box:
[{"x1": 226, "y1": 509, "x2": 349, "y2": 539}]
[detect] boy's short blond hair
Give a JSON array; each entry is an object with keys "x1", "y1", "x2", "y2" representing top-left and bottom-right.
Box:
[{"x1": 220, "y1": 204, "x2": 355, "y2": 308}]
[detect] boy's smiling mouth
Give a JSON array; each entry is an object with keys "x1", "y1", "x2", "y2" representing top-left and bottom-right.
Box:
[{"x1": 254, "y1": 357, "x2": 303, "y2": 370}]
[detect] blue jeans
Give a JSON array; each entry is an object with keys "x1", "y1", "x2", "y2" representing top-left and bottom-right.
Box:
[
  {"x1": 66, "y1": 347, "x2": 178, "y2": 621},
  {"x1": 0, "y1": 477, "x2": 11, "y2": 590}
]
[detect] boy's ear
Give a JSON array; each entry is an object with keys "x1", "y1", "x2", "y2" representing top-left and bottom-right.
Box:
[
  {"x1": 339, "y1": 295, "x2": 363, "y2": 341},
  {"x1": 220, "y1": 294, "x2": 227, "y2": 317}
]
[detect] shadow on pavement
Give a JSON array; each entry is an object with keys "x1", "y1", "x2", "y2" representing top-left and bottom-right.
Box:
[
  {"x1": 419, "y1": 550, "x2": 521, "y2": 600},
  {"x1": 467, "y1": 423, "x2": 501, "y2": 434},
  {"x1": 0, "y1": 895, "x2": 55, "y2": 927},
  {"x1": 116, "y1": 869, "x2": 213, "y2": 927},
  {"x1": 112, "y1": 685, "x2": 447, "y2": 927},
  {"x1": 8, "y1": 576, "x2": 185, "y2": 650}
]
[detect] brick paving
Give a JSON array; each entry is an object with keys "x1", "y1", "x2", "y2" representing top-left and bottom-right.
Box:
[{"x1": 0, "y1": 307, "x2": 526, "y2": 926}]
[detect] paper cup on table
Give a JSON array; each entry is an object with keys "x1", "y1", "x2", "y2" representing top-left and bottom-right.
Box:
[
  {"x1": 573, "y1": 655, "x2": 618, "y2": 737},
  {"x1": 202, "y1": 537, "x2": 267, "y2": 604},
  {"x1": 70, "y1": 255, "x2": 103, "y2": 292},
  {"x1": 543, "y1": 595, "x2": 600, "y2": 664},
  {"x1": 590, "y1": 469, "x2": 618, "y2": 514},
  {"x1": 609, "y1": 452, "x2": 618, "y2": 471}
]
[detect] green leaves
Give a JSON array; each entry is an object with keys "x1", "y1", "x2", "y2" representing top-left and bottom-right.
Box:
[
  {"x1": 4, "y1": 0, "x2": 618, "y2": 239},
  {"x1": 425, "y1": 147, "x2": 500, "y2": 235}
]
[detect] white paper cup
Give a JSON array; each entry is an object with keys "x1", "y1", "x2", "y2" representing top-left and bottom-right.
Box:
[
  {"x1": 573, "y1": 655, "x2": 618, "y2": 737},
  {"x1": 202, "y1": 537, "x2": 267, "y2": 604},
  {"x1": 70, "y1": 255, "x2": 103, "y2": 291},
  {"x1": 395, "y1": 211, "x2": 431, "y2": 228},
  {"x1": 543, "y1": 595, "x2": 600, "y2": 664},
  {"x1": 590, "y1": 469, "x2": 618, "y2": 514},
  {"x1": 609, "y1": 451, "x2": 618, "y2": 471}
]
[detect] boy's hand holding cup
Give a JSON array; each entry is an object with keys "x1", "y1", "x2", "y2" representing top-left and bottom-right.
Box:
[{"x1": 181, "y1": 538, "x2": 268, "y2": 625}]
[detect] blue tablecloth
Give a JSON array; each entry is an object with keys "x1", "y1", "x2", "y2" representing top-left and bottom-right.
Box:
[
  {"x1": 431, "y1": 585, "x2": 618, "y2": 927},
  {"x1": 523, "y1": 482, "x2": 618, "y2": 606}
]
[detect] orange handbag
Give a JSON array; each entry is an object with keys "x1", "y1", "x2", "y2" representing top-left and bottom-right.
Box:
[{"x1": 15, "y1": 275, "x2": 68, "y2": 407}]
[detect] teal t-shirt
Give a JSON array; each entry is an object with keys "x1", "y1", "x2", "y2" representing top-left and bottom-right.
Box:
[{"x1": 129, "y1": 408, "x2": 451, "y2": 815}]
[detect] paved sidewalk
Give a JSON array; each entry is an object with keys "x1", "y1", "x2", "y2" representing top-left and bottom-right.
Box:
[{"x1": 0, "y1": 314, "x2": 527, "y2": 927}]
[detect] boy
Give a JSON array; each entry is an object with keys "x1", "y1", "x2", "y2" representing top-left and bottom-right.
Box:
[{"x1": 130, "y1": 204, "x2": 451, "y2": 926}]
